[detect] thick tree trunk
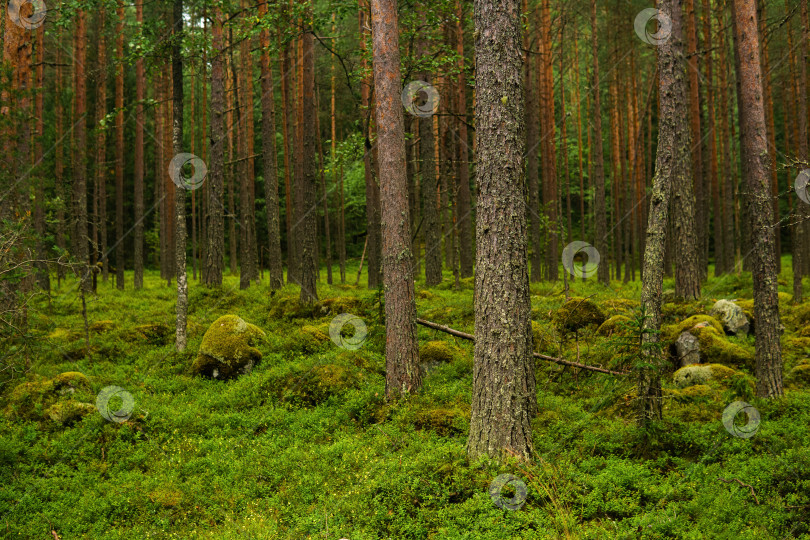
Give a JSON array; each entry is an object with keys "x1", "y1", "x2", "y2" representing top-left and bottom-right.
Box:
[
  {"x1": 279, "y1": 32, "x2": 295, "y2": 285},
  {"x1": 467, "y1": 0, "x2": 536, "y2": 462},
  {"x1": 591, "y1": 0, "x2": 609, "y2": 286},
  {"x1": 72, "y1": 10, "x2": 91, "y2": 292},
  {"x1": 731, "y1": 0, "x2": 783, "y2": 398},
  {"x1": 172, "y1": 0, "x2": 188, "y2": 350},
  {"x1": 370, "y1": 0, "x2": 422, "y2": 399},
  {"x1": 637, "y1": 0, "x2": 688, "y2": 427},
  {"x1": 33, "y1": 24, "x2": 49, "y2": 292},
  {"x1": 94, "y1": 11, "x2": 108, "y2": 285},
  {"x1": 134, "y1": 1, "x2": 145, "y2": 290},
  {"x1": 205, "y1": 7, "x2": 226, "y2": 287},
  {"x1": 299, "y1": 14, "x2": 318, "y2": 304},
  {"x1": 260, "y1": 2, "x2": 283, "y2": 290},
  {"x1": 793, "y1": 1, "x2": 809, "y2": 302}
]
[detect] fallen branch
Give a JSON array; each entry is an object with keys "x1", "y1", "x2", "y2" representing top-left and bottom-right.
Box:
[
  {"x1": 717, "y1": 477, "x2": 760, "y2": 505},
  {"x1": 415, "y1": 318, "x2": 629, "y2": 376}
]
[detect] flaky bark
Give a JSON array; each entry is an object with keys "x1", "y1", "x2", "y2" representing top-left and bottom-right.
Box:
[
  {"x1": 299, "y1": 13, "x2": 318, "y2": 304},
  {"x1": 115, "y1": 3, "x2": 125, "y2": 289},
  {"x1": 173, "y1": 0, "x2": 187, "y2": 351},
  {"x1": 205, "y1": 7, "x2": 226, "y2": 287},
  {"x1": 72, "y1": 10, "x2": 91, "y2": 292},
  {"x1": 370, "y1": 0, "x2": 422, "y2": 399},
  {"x1": 467, "y1": 0, "x2": 536, "y2": 462},
  {"x1": 731, "y1": 0, "x2": 783, "y2": 398},
  {"x1": 134, "y1": 1, "x2": 145, "y2": 289}
]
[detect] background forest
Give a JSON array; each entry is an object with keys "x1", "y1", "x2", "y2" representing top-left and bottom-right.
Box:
[{"x1": 1, "y1": 0, "x2": 810, "y2": 538}]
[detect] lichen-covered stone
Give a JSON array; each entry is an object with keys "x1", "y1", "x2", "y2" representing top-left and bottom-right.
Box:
[
  {"x1": 673, "y1": 363, "x2": 739, "y2": 388},
  {"x1": 675, "y1": 331, "x2": 700, "y2": 367},
  {"x1": 688, "y1": 325, "x2": 754, "y2": 368},
  {"x1": 552, "y1": 297, "x2": 606, "y2": 333},
  {"x1": 710, "y1": 300, "x2": 750, "y2": 335},
  {"x1": 596, "y1": 315, "x2": 631, "y2": 337},
  {"x1": 192, "y1": 315, "x2": 266, "y2": 379}
]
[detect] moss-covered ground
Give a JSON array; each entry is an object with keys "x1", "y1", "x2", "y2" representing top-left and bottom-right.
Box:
[{"x1": 1, "y1": 258, "x2": 809, "y2": 539}]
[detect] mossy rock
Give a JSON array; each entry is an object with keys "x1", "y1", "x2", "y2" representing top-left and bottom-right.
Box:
[
  {"x1": 673, "y1": 363, "x2": 739, "y2": 388},
  {"x1": 420, "y1": 341, "x2": 456, "y2": 364},
  {"x1": 191, "y1": 315, "x2": 266, "y2": 379},
  {"x1": 602, "y1": 298, "x2": 639, "y2": 316},
  {"x1": 268, "y1": 295, "x2": 314, "y2": 320},
  {"x1": 596, "y1": 315, "x2": 631, "y2": 337},
  {"x1": 123, "y1": 322, "x2": 173, "y2": 344},
  {"x1": 283, "y1": 364, "x2": 362, "y2": 406},
  {"x1": 89, "y1": 320, "x2": 116, "y2": 334},
  {"x1": 47, "y1": 328, "x2": 80, "y2": 341},
  {"x1": 532, "y1": 321, "x2": 559, "y2": 355},
  {"x1": 688, "y1": 325, "x2": 754, "y2": 368},
  {"x1": 410, "y1": 402, "x2": 470, "y2": 436},
  {"x1": 552, "y1": 297, "x2": 606, "y2": 333},
  {"x1": 300, "y1": 325, "x2": 330, "y2": 342},
  {"x1": 788, "y1": 364, "x2": 810, "y2": 386},
  {"x1": 661, "y1": 303, "x2": 704, "y2": 322},
  {"x1": 669, "y1": 384, "x2": 714, "y2": 402},
  {"x1": 6, "y1": 372, "x2": 94, "y2": 423},
  {"x1": 663, "y1": 315, "x2": 724, "y2": 342},
  {"x1": 148, "y1": 487, "x2": 184, "y2": 508},
  {"x1": 45, "y1": 400, "x2": 95, "y2": 425},
  {"x1": 416, "y1": 289, "x2": 435, "y2": 300},
  {"x1": 314, "y1": 296, "x2": 362, "y2": 316}
]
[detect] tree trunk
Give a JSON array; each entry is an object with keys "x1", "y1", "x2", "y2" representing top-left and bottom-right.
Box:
[
  {"x1": 33, "y1": 23, "x2": 49, "y2": 292},
  {"x1": 134, "y1": 1, "x2": 145, "y2": 289},
  {"x1": 114, "y1": 2, "x2": 125, "y2": 290},
  {"x1": 370, "y1": 0, "x2": 422, "y2": 399},
  {"x1": 456, "y1": 0, "x2": 473, "y2": 278},
  {"x1": 731, "y1": 0, "x2": 783, "y2": 398},
  {"x1": 299, "y1": 12, "x2": 318, "y2": 304},
  {"x1": 260, "y1": 1, "x2": 283, "y2": 290},
  {"x1": 793, "y1": 1, "x2": 809, "y2": 302},
  {"x1": 94, "y1": 11, "x2": 108, "y2": 285},
  {"x1": 591, "y1": 0, "x2": 609, "y2": 286},
  {"x1": 637, "y1": 0, "x2": 687, "y2": 427},
  {"x1": 524, "y1": 0, "x2": 542, "y2": 283},
  {"x1": 279, "y1": 31, "x2": 296, "y2": 285},
  {"x1": 72, "y1": 9, "x2": 90, "y2": 292},
  {"x1": 172, "y1": 0, "x2": 187, "y2": 350},
  {"x1": 467, "y1": 0, "x2": 536, "y2": 462},
  {"x1": 205, "y1": 6, "x2": 226, "y2": 287}
]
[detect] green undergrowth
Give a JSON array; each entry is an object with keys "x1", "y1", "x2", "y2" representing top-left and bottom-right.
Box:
[{"x1": 0, "y1": 258, "x2": 809, "y2": 538}]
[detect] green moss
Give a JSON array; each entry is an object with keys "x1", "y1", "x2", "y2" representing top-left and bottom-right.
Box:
[
  {"x1": 6, "y1": 372, "x2": 94, "y2": 423},
  {"x1": 300, "y1": 325, "x2": 329, "y2": 342},
  {"x1": 123, "y1": 322, "x2": 173, "y2": 344},
  {"x1": 89, "y1": 320, "x2": 115, "y2": 334},
  {"x1": 689, "y1": 325, "x2": 754, "y2": 368},
  {"x1": 148, "y1": 487, "x2": 184, "y2": 508},
  {"x1": 47, "y1": 328, "x2": 79, "y2": 341},
  {"x1": 419, "y1": 341, "x2": 456, "y2": 364},
  {"x1": 282, "y1": 364, "x2": 362, "y2": 406},
  {"x1": 596, "y1": 315, "x2": 631, "y2": 337},
  {"x1": 668, "y1": 384, "x2": 714, "y2": 403},
  {"x1": 410, "y1": 402, "x2": 470, "y2": 436},
  {"x1": 45, "y1": 400, "x2": 95, "y2": 425},
  {"x1": 268, "y1": 295, "x2": 314, "y2": 320},
  {"x1": 602, "y1": 298, "x2": 639, "y2": 316},
  {"x1": 673, "y1": 363, "x2": 740, "y2": 388},
  {"x1": 416, "y1": 289, "x2": 435, "y2": 300},
  {"x1": 552, "y1": 297, "x2": 607, "y2": 333},
  {"x1": 532, "y1": 320, "x2": 559, "y2": 354},
  {"x1": 191, "y1": 315, "x2": 266, "y2": 379},
  {"x1": 788, "y1": 364, "x2": 810, "y2": 386},
  {"x1": 314, "y1": 296, "x2": 361, "y2": 316},
  {"x1": 336, "y1": 350, "x2": 384, "y2": 376},
  {"x1": 662, "y1": 315, "x2": 724, "y2": 342}
]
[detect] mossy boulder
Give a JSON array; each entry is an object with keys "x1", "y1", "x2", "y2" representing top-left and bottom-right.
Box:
[
  {"x1": 89, "y1": 320, "x2": 116, "y2": 334},
  {"x1": 416, "y1": 289, "x2": 435, "y2": 300},
  {"x1": 283, "y1": 364, "x2": 362, "y2": 406},
  {"x1": 268, "y1": 295, "x2": 313, "y2": 320},
  {"x1": 710, "y1": 300, "x2": 750, "y2": 335},
  {"x1": 532, "y1": 320, "x2": 559, "y2": 354},
  {"x1": 191, "y1": 315, "x2": 266, "y2": 379},
  {"x1": 602, "y1": 298, "x2": 639, "y2": 316},
  {"x1": 552, "y1": 297, "x2": 606, "y2": 333},
  {"x1": 596, "y1": 315, "x2": 631, "y2": 337},
  {"x1": 420, "y1": 341, "x2": 456, "y2": 364},
  {"x1": 315, "y1": 296, "x2": 362, "y2": 316},
  {"x1": 673, "y1": 363, "x2": 739, "y2": 388},
  {"x1": 45, "y1": 400, "x2": 96, "y2": 425},
  {"x1": 668, "y1": 384, "x2": 714, "y2": 403},
  {"x1": 663, "y1": 315, "x2": 724, "y2": 342},
  {"x1": 788, "y1": 364, "x2": 810, "y2": 386},
  {"x1": 6, "y1": 372, "x2": 94, "y2": 423},
  {"x1": 688, "y1": 325, "x2": 754, "y2": 368},
  {"x1": 123, "y1": 322, "x2": 173, "y2": 344}
]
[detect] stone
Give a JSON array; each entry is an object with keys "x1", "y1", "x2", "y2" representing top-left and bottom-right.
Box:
[
  {"x1": 192, "y1": 315, "x2": 266, "y2": 379},
  {"x1": 710, "y1": 299, "x2": 750, "y2": 335},
  {"x1": 673, "y1": 363, "x2": 739, "y2": 388},
  {"x1": 675, "y1": 331, "x2": 700, "y2": 367}
]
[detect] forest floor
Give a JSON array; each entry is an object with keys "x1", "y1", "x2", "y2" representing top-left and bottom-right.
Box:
[{"x1": 1, "y1": 259, "x2": 809, "y2": 539}]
